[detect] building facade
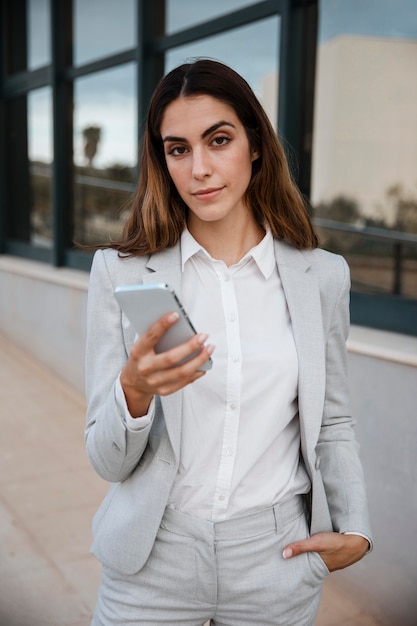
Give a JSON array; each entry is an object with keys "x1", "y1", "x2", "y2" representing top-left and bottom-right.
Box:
[{"x1": 1, "y1": 0, "x2": 416, "y2": 336}]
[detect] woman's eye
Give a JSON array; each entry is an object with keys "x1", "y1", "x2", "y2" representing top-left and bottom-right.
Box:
[
  {"x1": 168, "y1": 145, "x2": 187, "y2": 156},
  {"x1": 212, "y1": 136, "x2": 230, "y2": 147}
]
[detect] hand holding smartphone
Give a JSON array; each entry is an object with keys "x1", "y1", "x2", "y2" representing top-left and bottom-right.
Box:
[{"x1": 114, "y1": 283, "x2": 213, "y2": 371}]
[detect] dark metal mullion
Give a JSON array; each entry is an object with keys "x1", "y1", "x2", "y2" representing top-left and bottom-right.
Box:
[
  {"x1": 1, "y1": 0, "x2": 32, "y2": 248},
  {"x1": 0, "y1": 105, "x2": 4, "y2": 252},
  {"x1": 278, "y1": 0, "x2": 318, "y2": 197},
  {"x1": 136, "y1": 0, "x2": 165, "y2": 148},
  {"x1": 50, "y1": 0, "x2": 73, "y2": 266},
  {"x1": 136, "y1": 0, "x2": 153, "y2": 144},
  {"x1": 50, "y1": 0, "x2": 63, "y2": 266},
  {"x1": 278, "y1": 0, "x2": 296, "y2": 149},
  {"x1": 393, "y1": 242, "x2": 403, "y2": 296},
  {"x1": 0, "y1": 3, "x2": 4, "y2": 97},
  {"x1": 152, "y1": 0, "x2": 283, "y2": 52},
  {"x1": 65, "y1": 48, "x2": 137, "y2": 81},
  {"x1": 0, "y1": 4, "x2": 5, "y2": 252},
  {"x1": 2, "y1": 66, "x2": 50, "y2": 97},
  {"x1": 299, "y1": 0, "x2": 318, "y2": 199}
]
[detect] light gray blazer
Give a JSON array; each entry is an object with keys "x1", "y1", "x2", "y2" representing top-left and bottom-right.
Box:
[{"x1": 85, "y1": 239, "x2": 372, "y2": 575}]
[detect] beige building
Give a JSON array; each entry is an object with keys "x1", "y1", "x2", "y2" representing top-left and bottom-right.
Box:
[{"x1": 311, "y1": 35, "x2": 417, "y2": 225}]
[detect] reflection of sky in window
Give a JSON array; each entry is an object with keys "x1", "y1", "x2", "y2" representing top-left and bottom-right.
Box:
[
  {"x1": 27, "y1": 0, "x2": 50, "y2": 69},
  {"x1": 73, "y1": 64, "x2": 137, "y2": 168},
  {"x1": 74, "y1": 0, "x2": 135, "y2": 66},
  {"x1": 319, "y1": 0, "x2": 417, "y2": 42},
  {"x1": 165, "y1": 17, "x2": 279, "y2": 103},
  {"x1": 166, "y1": 0, "x2": 257, "y2": 33},
  {"x1": 28, "y1": 88, "x2": 52, "y2": 163}
]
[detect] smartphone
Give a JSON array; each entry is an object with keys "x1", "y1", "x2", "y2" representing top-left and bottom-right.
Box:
[{"x1": 114, "y1": 283, "x2": 212, "y2": 371}]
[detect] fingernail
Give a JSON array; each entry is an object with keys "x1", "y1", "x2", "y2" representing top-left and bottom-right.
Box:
[
  {"x1": 167, "y1": 312, "x2": 179, "y2": 323},
  {"x1": 206, "y1": 344, "x2": 215, "y2": 355},
  {"x1": 283, "y1": 548, "x2": 293, "y2": 559},
  {"x1": 196, "y1": 333, "x2": 208, "y2": 345}
]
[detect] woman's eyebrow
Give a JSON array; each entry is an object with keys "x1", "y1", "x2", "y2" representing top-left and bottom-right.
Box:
[
  {"x1": 201, "y1": 120, "x2": 236, "y2": 138},
  {"x1": 162, "y1": 134, "x2": 185, "y2": 143},
  {"x1": 162, "y1": 120, "x2": 236, "y2": 144}
]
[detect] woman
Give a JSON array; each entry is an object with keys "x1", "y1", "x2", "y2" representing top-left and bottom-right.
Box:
[{"x1": 85, "y1": 59, "x2": 372, "y2": 625}]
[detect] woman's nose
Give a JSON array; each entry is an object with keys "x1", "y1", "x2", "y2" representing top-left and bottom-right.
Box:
[{"x1": 191, "y1": 148, "x2": 211, "y2": 179}]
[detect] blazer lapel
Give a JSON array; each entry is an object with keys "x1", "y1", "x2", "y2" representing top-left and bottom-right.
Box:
[
  {"x1": 274, "y1": 240, "x2": 325, "y2": 462},
  {"x1": 141, "y1": 245, "x2": 184, "y2": 456},
  {"x1": 142, "y1": 245, "x2": 183, "y2": 296}
]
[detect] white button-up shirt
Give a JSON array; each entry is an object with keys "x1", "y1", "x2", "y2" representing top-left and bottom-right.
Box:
[{"x1": 166, "y1": 228, "x2": 310, "y2": 520}]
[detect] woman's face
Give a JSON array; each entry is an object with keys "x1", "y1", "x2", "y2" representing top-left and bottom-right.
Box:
[{"x1": 160, "y1": 95, "x2": 258, "y2": 231}]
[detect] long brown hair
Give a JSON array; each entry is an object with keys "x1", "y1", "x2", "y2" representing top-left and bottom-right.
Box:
[{"x1": 108, "y1": 59, "x2": 318, "y2": 255}]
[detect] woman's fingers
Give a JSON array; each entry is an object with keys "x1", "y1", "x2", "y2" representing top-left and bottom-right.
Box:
[
  {"x1": 122, "y1": 312, "x2": 215, "y2": 402},
  {"x1": 131, "y1": 312, "x2": 213, "y2": 374},
  {"x1": 130, "y1": 312, "x2": 180, "y2": 359}
]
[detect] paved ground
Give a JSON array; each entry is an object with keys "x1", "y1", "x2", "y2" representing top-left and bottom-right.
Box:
[{"x1": 0, "y1": 333, "x2": 383, "y2": 626}]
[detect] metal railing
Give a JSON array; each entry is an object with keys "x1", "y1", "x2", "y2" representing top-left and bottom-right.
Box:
[{"x1": 313, "y1": 217, "x2": 417, "y2": 297}]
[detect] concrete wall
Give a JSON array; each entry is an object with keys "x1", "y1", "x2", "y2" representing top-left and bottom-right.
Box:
[
  {"x1": 333, "y1": 330, "x2": 417, "y2": 626},
  {"x1": 1, "y1": 256, "x2": 416, "y2": 625},
  {"x1": 0, "y1": 256, "x2": 89, "y2": 393}
]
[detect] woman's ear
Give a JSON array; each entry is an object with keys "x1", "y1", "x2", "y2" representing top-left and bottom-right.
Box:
[{"x1": 251, "y1": 149, "x2": 260, "y2": 162}]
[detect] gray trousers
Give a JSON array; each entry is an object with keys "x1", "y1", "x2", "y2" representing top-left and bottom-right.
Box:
[{"x1": 92, "y1": 496, "x2": 328, "y2": 625}]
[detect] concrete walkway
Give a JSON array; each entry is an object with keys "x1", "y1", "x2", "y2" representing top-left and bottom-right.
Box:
[{"x1": 0, "y1": 333, "x2": 382, "y2": 626}]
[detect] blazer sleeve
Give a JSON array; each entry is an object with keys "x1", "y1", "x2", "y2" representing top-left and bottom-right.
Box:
[
  {"x1": 316, "y1": 256, "x2": 372, "y2": 539},
  {"x1": 85, "y1": 249, "x2": 152, "y2": 482}
]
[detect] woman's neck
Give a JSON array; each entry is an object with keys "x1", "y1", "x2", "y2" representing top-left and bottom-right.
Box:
[{"x1": 187, "y1": 216, "x2": 265, "y2": 267}]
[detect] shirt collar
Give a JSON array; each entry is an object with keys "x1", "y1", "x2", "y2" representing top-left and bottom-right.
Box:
[
  {"x1": 180, "y1": 226, "x2": 276, "y2": 279},
  {"x1": 180, "y1": 228, "x2": 208, "y2": 270},
  {"x1": 245, "y1": 227, "x2": 276, "y2": 279}
]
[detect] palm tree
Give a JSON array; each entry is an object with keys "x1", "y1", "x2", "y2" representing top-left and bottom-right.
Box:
[{"x1": 83, "y1": 126, "x2": 102, "y2": 168}]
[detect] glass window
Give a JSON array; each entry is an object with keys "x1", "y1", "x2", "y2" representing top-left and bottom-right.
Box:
[
  {"x1": 165, "y1": 16, "x2": 280, "y2": 130},
  {"x1": 166, "y1": 0, "x2": 258, "y2": 34},
  {"x1": 27, "y1": 0, "x2": 51, "y2": 70},
  {"x1": 73, "y1": 64, "x2": 137, "y2": 246},
  {"x1": 28, "y1": 87, "x2": 53, "y2": 248},
  {"x1": 312, "y1": 0, "x2": 417, "y2": 300},
  {"x1": 73, "y1": 0, "x2": 135, "y2": 66}
]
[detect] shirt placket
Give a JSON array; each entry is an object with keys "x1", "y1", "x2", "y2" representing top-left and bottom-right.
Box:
[{"x1": 212, "y1": 264, "x2": 241, "y2": 520}]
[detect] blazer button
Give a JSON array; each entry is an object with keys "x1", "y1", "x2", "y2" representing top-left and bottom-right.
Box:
[
  {"x1": 315, "y1": 456, "x2": 321, "y2": 470},
  {"x1": 112, "y1": 441, "x2": 121, "y2": 452}
]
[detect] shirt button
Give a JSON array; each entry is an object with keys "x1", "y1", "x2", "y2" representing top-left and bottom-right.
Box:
[
  {"x1": 219, "y1": 494, "x2": 225, "y2": 501},
  {"x1": 232, "y1": 356, "x2": 240, "y2": 362},
  {"x1": 225, "y1": 448, "x2": 233, "y2": 456},
  {"x1": 230, "y1": 402, "x2": 237, "y2": 410},
  {"x1": 224, "y1": 274, "x2": 230, "y2": 282},
  {"x1": 228, "y1": 314, "x2": 236, "y2": 322}
]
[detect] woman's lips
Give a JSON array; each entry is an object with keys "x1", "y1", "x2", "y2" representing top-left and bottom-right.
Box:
[{"x1": 192, "y1": 187, "x2": 223, "y2": 201}]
